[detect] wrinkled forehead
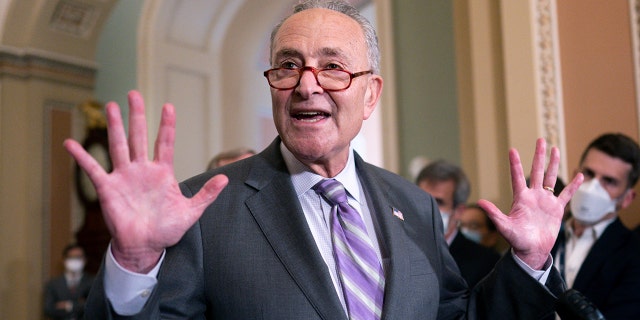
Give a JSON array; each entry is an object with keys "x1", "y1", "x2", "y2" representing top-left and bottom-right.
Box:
[{"x1": 271, "y1": 8, "x2": 367, "y2": 65}]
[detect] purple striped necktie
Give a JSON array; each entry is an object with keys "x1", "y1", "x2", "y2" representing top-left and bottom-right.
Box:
[{"x1": 313, "y1": 179, "x2": 385, "y2": 320}]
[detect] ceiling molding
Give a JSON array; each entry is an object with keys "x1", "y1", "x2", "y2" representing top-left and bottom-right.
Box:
[{"x1": 0, "y1": 45, "x2": 96, "y2": 88}]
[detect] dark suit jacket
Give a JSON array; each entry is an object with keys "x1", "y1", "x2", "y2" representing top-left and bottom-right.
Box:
[
  {"x1": 85, "y1": 138, "x2": 564, "y2": 319},
  {"x1": 449, "y1": 232, "x2": 501, "y2": 288},
  {"x1": 552, "y1": 218, "x2": 640, "y2": 319},
  {"x1": 44, "y1": 273, "x2": 94, "y2": 320}
]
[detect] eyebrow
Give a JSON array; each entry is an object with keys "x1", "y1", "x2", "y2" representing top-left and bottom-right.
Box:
[
  {"x1": 582, "y1": 166, "x2": 622, "y2": 185},
  {"x1": 274, "y1": 48, "x2": 303, "y2": 62},
  {"x1": 318, "y1": 47, "x2": 349, "y2": 60},
  {"x1": 273, "y1": 47, "x2": 351, "y2": 64}
]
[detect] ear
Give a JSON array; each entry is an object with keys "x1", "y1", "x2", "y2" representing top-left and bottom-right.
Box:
[
  {"x1": 620, "y1": 188, "x2": 636, "y2": 209},
  {"x1": 363, "y1": 75, "x2": 383, "y2": 120}
]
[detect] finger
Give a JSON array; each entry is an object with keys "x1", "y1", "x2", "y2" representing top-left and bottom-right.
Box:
[
  {"x1": 127, "y1": 91, "x2": 149, "y2": 162},
  {"x1": 558, "y1": 172, "x2": 584, "y2": 205},
  {"x1": 64, "y1": 139, "x2": 108, "y2": 187},
  {"x1": 105, "y1": 102, "x2": 130, "y2": 168},
  {"x1": 477, "y1": 199, "x2": 509, "y2": 228},
  {"x1": 154, "y1": 103, "x2": 176, "y2": 165},
  {"x1": 190, "y1": 174, "x2": 229, "y2": 211},
  {"x1": 543, "y1": 146, "x2": 560, "y2": 191},
  {"x1": 528, "y1": 138, "x2": 547, "y2": 188},
  {"x1": 509, "y1": 148, "x2": 527, "y2": 195}
]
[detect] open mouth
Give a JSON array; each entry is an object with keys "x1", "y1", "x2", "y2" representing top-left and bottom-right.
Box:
[{"x1": 292, "y1": 111, "x2": 330, "y2": 122}]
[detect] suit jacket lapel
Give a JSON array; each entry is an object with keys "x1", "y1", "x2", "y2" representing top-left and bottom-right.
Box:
[
  {"x1": 353, "y1": 154, "x2": 413, "y2": 318},
  {"x1": 244, "y1": 139, "x2": 346, "y2": 320}
]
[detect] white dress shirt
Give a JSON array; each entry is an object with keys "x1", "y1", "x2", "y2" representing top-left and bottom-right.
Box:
[{"x1": 555, "y1": 217, "x2": 615, "y2": 287}]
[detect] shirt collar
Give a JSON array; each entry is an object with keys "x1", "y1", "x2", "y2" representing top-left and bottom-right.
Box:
[
  {"x1": 280, "y1": 142, "x2": 362, "y2": 204},
  {"x1": 564, "y1": 216, "x2": 616, "y2": 240}
]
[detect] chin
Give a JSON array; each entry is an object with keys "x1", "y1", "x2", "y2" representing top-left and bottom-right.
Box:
[{"x1": 289, "y1": 142, "x2": 327, "y2": 160}]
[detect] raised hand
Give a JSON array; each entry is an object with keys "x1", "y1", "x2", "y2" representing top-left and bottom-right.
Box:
[
  {"x1": 478, "y1": 138, "x2": 583, "y2": 269},
  {"x1": 64, "y1": 91, "x2": 228, "y2": 273}
]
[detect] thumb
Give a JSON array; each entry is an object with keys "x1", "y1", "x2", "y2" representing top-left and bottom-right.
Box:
[
  {"x1": 477, "y1": 199, "x2": 508, "y2": 230},
  {"x1": 191, "y1": 174, "x2": 229, "y2": 210}
]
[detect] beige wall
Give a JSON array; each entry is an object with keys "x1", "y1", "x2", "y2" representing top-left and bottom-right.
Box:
[
  {"x1": 558, "y1": 0, "x2": 640, "y2": 228},
  {"x1": 0, "y1": 1, "x2": 116, "y2": 319},
  {"x1": 455, "y1": 0, "x2": 512, "y2": 210},
  {"x1": 1, "y1": 74, "x2": 94, "y2": 319}
]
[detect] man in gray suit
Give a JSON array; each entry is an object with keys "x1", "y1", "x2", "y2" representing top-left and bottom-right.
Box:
[{"x1": 65, "y1": 0, "x2": 581, "y2": 318}]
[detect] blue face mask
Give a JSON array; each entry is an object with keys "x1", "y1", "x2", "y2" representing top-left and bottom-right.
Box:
[{"x1": 460, "y1": 227, "x2": 482, "y2": 244}]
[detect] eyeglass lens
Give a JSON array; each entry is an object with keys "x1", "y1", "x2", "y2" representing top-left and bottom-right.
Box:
[{"x1": 267, "y1": 68, "x2": 351, "y2": 90}]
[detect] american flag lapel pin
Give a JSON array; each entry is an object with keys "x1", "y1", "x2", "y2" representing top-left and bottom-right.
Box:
[{"x1": 392, "y1": 207, "x2": 404, "y2": 221}]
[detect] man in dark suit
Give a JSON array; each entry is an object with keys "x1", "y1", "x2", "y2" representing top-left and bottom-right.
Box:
[
  {"x1": 552, "y1": 133, "x2": 640, "y2": 319},
  {"x1": 416, "y1": 160, "x2": 500, "y2": 287},
  {"x1": 65, "y1": 1, "x2": 581, "y2": 318},
  {"x1": 43, "y1": 244, "x2": 94, "y2": 320}
]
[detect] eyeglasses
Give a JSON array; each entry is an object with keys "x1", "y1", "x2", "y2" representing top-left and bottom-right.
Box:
[{"x1": 263, "y1": 66, "x2": 372, "y2": 91}]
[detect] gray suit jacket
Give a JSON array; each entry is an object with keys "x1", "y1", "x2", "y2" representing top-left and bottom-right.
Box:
[{"x1": 85, "y1": 138, "x2": 564, "y2": 319}]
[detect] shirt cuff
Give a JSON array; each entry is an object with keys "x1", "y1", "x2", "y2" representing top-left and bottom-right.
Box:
[
  {"x1": 104, "y1": 243, "x2": 165, "y2": 316},
  {"x1": 511, "y1": 248, "x2": 553, "y2": 285}
]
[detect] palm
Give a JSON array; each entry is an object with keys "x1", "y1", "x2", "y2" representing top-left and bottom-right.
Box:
[
  {"x1": 96, "y1": 162, "x2": 206, "y2": 250},
  {"x1": 479, "y1": 139, "x2": 583, "y2": 269},
  {"x1": 64, "y1": 91, "x2": 228, "y2": 272}
]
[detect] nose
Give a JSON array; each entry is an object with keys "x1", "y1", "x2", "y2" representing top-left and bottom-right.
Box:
[{"x1": 296, "y1": 67, "x2": 323, "y2": 96}]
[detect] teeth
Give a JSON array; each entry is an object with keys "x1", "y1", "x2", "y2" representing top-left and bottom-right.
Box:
[
  {"x1": 292, "y1": 111, "x2": 329, "y2": 122},
  {"x1": 292, "y1": 111, "x2": 328, "y2": 121}
]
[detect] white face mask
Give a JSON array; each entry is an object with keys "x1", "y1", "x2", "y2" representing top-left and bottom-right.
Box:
[
  {"x1": 460, "y1": 227, "x2": 482, "y2": 244},
  {"x1": 440, "y1": 210, "x2": 450, "y2": 231},
  {"x1": 570, "y1": 178, "x2": 617, "y2": 224},
  {"x1": 64, "y1": 258, "x2": 85, "y2": 273}
]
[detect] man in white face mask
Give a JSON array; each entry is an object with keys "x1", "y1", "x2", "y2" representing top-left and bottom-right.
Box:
[
  {"x1": 416, "y1": 160, "x2": 500, "y2": 288},
  {"x1": 44, "y1": 244, "x2": 95, "y2": 320},
  {"x1": 551, "y1": 133, "x2": 640, "y2": 319}
]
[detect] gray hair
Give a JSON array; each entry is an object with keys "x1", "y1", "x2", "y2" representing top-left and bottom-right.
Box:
[
  {"x1": 416, "y1": 159, "x2": 471, "y2": 207},
  {"x1": 269, "y1": 0, "x2": 381, "y2": 74}
]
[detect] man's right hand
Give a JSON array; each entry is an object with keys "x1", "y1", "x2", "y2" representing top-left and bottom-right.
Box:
[{"x1": 64, "y1": 90, "x2": 228, "y2": 273}]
